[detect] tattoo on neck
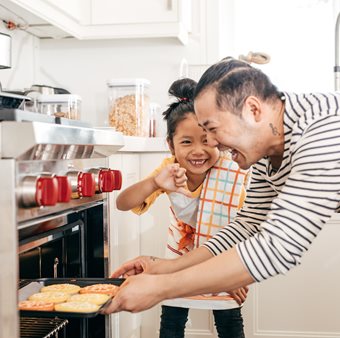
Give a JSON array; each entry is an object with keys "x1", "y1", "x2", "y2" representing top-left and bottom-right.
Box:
[
  {"x1": 269, "y1": 123, "x2": 280, "y2": 136},
  {"x1": 150, "y1": 256, "x2": 158, "y2": 261}
]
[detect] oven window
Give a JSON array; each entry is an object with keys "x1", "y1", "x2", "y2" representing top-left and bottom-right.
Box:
[{"x1": 19, "y1": 221, "x2": 84, "y2": 279}]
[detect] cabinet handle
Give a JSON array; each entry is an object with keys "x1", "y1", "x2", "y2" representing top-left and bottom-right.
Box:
[{"x1": 167, "y1": 0, "x2": 173, "y2": 11}]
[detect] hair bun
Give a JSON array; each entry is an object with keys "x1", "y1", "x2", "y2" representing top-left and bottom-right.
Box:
[{"x1": 168, "y1": 78, "x2": 197, "y2": 101}]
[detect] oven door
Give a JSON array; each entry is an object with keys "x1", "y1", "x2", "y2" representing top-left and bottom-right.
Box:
[{"x1": 18, "y1": 202, "x2": 109, "y2": 338}]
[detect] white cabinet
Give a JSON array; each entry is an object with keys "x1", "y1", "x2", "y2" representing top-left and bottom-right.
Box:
[
  {"x1": 108, "y1": 152, "x2": 142, "y2": 338},
  {"x1": 242, "y1": 218, "x2": 340, "y2": 338},
  {"x1": 6, "y1": 0, "x2": 191, "y2": 43},
  {"x1": 91, "y1": 0, "x2": 182, "y2": 25}
]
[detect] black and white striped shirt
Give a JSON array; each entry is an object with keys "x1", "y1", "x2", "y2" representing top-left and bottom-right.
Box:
[{"x1": 203, "y1": 92, "x2": 340, "y2": 282}]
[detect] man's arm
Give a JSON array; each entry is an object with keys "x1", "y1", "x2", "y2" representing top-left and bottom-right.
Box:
[
  {"x1": 105, "y1": 247, "x2": 254, "y2": 313},
  {"x1": 111, "y1": 246, "x2": 214, "y2": 277}
]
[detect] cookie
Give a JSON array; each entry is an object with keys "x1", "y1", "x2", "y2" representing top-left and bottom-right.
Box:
[
  {"x1": 68, "y1": 293, "x2": 110, "y2": 305},
  {"x1": 28, "y1": 291, "x2": 70, "y2": 304},
  {"x1": 40, "y1": 283, "x2": 81, "y2": 294},
  {"x1": 55, "y1": 301, "x2": 99, "y2": 313},
  {"x1": 19, "y1": 300, "x2": 54, "y2": 311}
]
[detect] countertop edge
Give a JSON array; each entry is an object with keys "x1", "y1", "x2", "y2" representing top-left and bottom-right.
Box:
[{"x1": 119, "y1": 136, "x2": 170, "y2": 153}]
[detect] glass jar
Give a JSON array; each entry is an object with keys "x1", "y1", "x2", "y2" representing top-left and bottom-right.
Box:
[
  {"x1": 37, "y1": 94, "x2": 81, "y2": 120},
  {"x1": 107, "y1": 78, "x2": 150, "y2": 136},
  {"x1": 148, "y1": 102, "x2": 162, "y2": 137}
]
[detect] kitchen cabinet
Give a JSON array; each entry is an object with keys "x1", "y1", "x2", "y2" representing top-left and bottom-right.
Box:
[
  {"x1": 5, "y1": 0, "x2": 191, "y2": 43},
  {"x1": 108, "y1": 137, "x2": 170, "y2": 338},
  {"x1": 242, "y1": 217, "x2": 340, "y2": 338}
]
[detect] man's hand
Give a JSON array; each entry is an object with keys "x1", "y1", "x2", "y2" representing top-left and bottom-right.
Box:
[
  {"x1": 103, "y1": 274, "x2": 165, "y2": 314},
  {"x1": 110, "y1": 255, "x2": 163, "y2": 278}
]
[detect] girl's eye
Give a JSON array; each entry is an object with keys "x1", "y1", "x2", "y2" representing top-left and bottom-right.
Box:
[{"x1": 181, "y1": 140, "x2": 191, "y2": 144}]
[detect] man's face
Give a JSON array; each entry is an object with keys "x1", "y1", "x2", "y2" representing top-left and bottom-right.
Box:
[{"x1": 194, "y1": 88, "x2": 264, "y2": 170}]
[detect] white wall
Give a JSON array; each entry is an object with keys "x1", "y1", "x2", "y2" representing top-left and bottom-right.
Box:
[
  {"x1": 0, "y1": 28, "x2": 39, "y2": 91},
  {"x1": 220, "y1": 0, "x2": 339, "y2": 92},
  {"x1": 36, "y1": 2, "x2": 212, "y2": 127}
]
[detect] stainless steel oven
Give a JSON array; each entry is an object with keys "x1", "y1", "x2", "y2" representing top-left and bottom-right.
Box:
[{"x1": 0, "y1": 112, "x2": 124, "y2": 338}]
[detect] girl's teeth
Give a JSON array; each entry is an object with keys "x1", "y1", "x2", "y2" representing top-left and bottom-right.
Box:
[{"x1": 191, "y1": 160, "x2": 205, "y2": 165}]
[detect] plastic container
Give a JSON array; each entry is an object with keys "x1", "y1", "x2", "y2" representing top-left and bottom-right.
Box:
[
  {"x1": 38, "y1": 94, "x2": 81, "y2": 120},
  {"x1": 148, "y1": 102, "x2": 161, "y2": 137},
  {"x1": 107, "y1": 78, "x2": 150, "y2": 136}
]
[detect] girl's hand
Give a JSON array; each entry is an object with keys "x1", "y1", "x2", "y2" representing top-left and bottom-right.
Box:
[
  {"x1": 228, "y1": 286, "x2": 249, "y2": 305},
  {"x1": 110, "y1": 255, "x2": 165, "y2": 278},
  {"x1": 154, "y1": 163, "x2": 191, "y2": 196}
]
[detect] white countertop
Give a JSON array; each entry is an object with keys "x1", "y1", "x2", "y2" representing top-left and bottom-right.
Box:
[{"x1": 119, "y1": 136, "x2": 170, "y2": 153}]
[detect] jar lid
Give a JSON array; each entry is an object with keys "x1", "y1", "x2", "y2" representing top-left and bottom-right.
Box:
[
  {"x1": 37, "y1": 94, "x2": 82, "y2": 103},
  {"x1": 106, "y1": 78, "x2": 150, "y2": 87}
]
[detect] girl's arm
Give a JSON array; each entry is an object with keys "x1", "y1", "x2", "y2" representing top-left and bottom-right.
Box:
[
  {"x1": 116, "y1": 163, "x2": 189, "y2": 211},
  {"x1": 116, "y1": 176, "x2": 159, "y2": 211}
]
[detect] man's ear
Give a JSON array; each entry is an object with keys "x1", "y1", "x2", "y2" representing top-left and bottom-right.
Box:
[
  {"x1": 167, "y1": 139, "x2": 175, "y2": 155},
  {"x1": 244, "y1": 96, "x2": 262, "y2": 122}
]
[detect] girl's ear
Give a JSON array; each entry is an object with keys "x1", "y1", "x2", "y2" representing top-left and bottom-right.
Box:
[{"x1": 167, "y1": 138, "x2": 175, "y2": 155}]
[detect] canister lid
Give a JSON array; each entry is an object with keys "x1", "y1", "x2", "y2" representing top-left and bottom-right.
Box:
[
  {"x1": 37, "y1": 94, "x2": 82, "y2": 103},
  {"x1": 106, "y1": 78, "x2": 150, "y2": 87}
]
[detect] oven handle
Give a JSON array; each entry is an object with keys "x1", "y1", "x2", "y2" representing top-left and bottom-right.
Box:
[
  {"x1": 18, "y1": 201, "x2": 103, "y2": 231},
  {"x1": 19, "y1": 220, "x2": 83, "y2": 254}
]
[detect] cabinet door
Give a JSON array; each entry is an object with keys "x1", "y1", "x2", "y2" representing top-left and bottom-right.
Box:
[
  {"x1": 242, "y1": 219, "x2": 340, "y2": 338},
  {"x1": 108, "y1": 153, "x2": 142, "y2": 338},
  {"x1": 91, "y1": 0, "x2": 179, "y2": 25}
]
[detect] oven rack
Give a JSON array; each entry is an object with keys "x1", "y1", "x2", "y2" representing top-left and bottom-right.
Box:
[{"x1": 20, "y1": 317, "x2": 68, "y2": 338}]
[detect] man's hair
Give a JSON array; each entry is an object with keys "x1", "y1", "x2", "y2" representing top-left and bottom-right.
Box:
[{"x1": 195, "y1": 58, "x2": 281, "y2": 115}]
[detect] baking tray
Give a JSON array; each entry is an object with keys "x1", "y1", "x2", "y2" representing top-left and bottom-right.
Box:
[{"x1": 19, "y1": 278, "x2": 125, "y2": 318}]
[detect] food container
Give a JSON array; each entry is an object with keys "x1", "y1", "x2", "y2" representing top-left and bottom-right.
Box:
[
  {"x1": 148, "y1": 102, "x2": 161, "y2": 137},
  {"x1": 107, "y1": 78, "x2": 150, "y2": 136},
  {"x1": 37, "y1": 94, "x2": 81, "y2": 120}
]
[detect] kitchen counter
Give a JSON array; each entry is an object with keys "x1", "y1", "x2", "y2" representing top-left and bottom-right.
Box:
[{"x1": 119, "y1": 136, "x2": 169, "y2": 153}]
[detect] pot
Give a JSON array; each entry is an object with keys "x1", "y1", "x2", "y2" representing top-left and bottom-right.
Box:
[{"x1": 0, "y1": 92, "x2": 32, "y2": 109}]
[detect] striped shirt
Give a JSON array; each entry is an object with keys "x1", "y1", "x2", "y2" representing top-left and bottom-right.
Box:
[{"x1": 203, "y1": 92, "x2": 340, "y2": 282}]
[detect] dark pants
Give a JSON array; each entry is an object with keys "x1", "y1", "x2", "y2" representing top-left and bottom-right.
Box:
[{"x1": 159, "y1": 305, "x2": 245, "y2": 338}]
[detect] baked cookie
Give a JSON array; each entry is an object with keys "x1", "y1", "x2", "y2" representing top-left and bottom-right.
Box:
[
  {"x1": 19, "y1": 300, "x2": 54, "y2": 311},
  {"x1": 40, "y1": 283, "x2": 81, "y2": 294},
  {"x1": 79, "y1": 284, "x2": 119, "y2": 296},
  {"x1": 68, "y1": 293, "x2": 110, "y2": 305},
  {"x1": 28, "y1": 291, "x2": 70, "y2": 304},
  {"x1": 55, "y1": 301, "x2": 99, "y2": 313}
]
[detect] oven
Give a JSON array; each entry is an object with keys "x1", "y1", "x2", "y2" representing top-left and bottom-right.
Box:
[{"x1": 0, "y1": 114, "x2": 124, "y2": 338}]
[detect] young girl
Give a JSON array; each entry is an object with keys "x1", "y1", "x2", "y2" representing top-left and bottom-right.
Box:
[{"x1": 116, "y1": 78, "x2": 248, "y2": 338}]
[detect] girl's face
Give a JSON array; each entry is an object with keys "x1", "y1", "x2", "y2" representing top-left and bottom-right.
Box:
[{"x1": 169, "y1": 113, "x2": 219, "y2": 177}]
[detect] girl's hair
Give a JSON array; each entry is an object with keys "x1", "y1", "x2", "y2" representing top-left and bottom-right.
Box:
[
  {"x1": 163, "y1": 78, "x2": 197, "y2": 142},
  {"x1": 194, "y1": 57, "x2": 281, "y2": 115}
]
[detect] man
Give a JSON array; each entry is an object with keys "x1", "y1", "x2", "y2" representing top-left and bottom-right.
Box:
[{"x1": 104, "y1": 59, "x2": 340, "y2": 313}]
